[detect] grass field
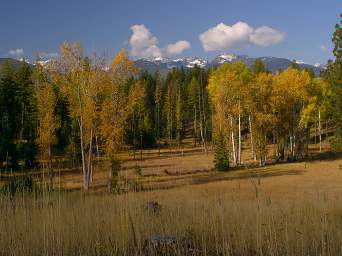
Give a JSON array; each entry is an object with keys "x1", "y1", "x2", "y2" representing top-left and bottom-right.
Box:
[{"x1": 1, "y1": 141, "x2": 342, "y2": 255}]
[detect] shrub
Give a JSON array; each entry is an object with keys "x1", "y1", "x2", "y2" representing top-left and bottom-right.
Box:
[
  {"x1": 108, "y1": 157, "x2": 121, "y2": 193},
  {"x1": 214, "y1": 132, "x2": 229, "y2": 171}
]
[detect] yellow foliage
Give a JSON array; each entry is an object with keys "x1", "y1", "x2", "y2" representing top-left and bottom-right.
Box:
[{"x1": 33, "y1": 63, "x2": 59, "y2": 159}]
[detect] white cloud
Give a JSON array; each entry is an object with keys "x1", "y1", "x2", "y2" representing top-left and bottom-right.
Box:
[
  {"x1": 166, "y1": 40, "x2": 191, "y2": 56},
  {"x1": 129, "y1": 24, "x2": 191, "y2": 58},
  {"x1": 320, "y1": 45, "x2": 327, "y2": 51},
  {"x1": 129, "y1": 24, "x2": 162, "y2": 58},
  {"x1": 9, "y1": 48, "x2": 24, "y2": 58},
  {"x1": 200, "y1": 22, "x2": 286, "y2": 51},
  {"x1": 200, "y1": 22, "x2": 253, "y2": 51},
  {"x1": 250, "y1": 26, "x2": 286, "y2": 46}
]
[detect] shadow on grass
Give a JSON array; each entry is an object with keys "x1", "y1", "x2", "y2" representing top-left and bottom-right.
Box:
[
  {"x1": 131, "y1": 167, "x2": 306, "y2": 192},
  {"x1": 192, "y1": 168, "x2": 305, "y2": 186},
  {"x1": 125, "y1": 147, "x2": 211, "y2": 162},
  {"x1": 305, "y1": 151, "x2": 342, "y2": 162}
]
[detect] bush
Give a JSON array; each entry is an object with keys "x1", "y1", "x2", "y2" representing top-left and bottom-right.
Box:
[
  {"x1": 108, "y1": 157, "x2": 121, "y2": 193},
  {"x1": 214, "y1": 132, "x2": 229, "y2": 171}
]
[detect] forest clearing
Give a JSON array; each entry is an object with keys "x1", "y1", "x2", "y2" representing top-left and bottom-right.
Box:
[
  {"x1": 0, "y1": 140, "x2": 338, "y2": 193},
  {"x1": 0, "y1": 2, "x2": 341, "y2": 255}
]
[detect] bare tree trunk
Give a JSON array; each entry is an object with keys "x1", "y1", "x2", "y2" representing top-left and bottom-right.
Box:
[
  {"x1": 77, "y1": 85, "x2": 87, "y2": 191},
  {"x1": 140, "y1": 133, "x2": 143, "y2": 160},
  {"x1": 201, "y1": 82, "x2": 208, "y2": 154},
  {"x1": 194, "y1": 105, "x2": 197, "y2": 147},
  {"x1": 198, "y1": 90, "x2": 206, "y2": 152},
  {"x1": 318, "y1": 110, "x2": 322, "y2": 152},
  {"x1": 289, "y1": 134, "x2": 292, "y2": 159},
  {"x1": 79, "y1": 120, "x2": 87, "y2": 190},
  {"x1": 95, "y1": 134, "x2": 100, "y2": 159},
  {"x1": 293, "y1": 134, "x2": 296, "y2": 158},
  {"x1": 314, "y1": 120, "x2": 317, "y2": 144},
  {"x1": 48, "y1": 133, "x2": 53, "y2": 192},
  {"x1": 157, "y1": 105, "x2": 160, "y2": 156},
  {"x1": 87, "y1": 127, "x2": 93, "y2": 186},
  {"x1": 230, "y1": 116, "x2": 237, "y2": 165},
  {"x1": 238, "y1": 101, "x2": 241, "y2": 165},
  {"x1": 249, "y1": 114, "x2": 256, "y2": 161},
  {"x1": 200, "y1": 121, "x2": 205, "y2": 151},
  {"x1": 169, "y1": 107, "x2": 173, "y2": 154},
  {"x1": 133, "y1": 117, "x2": 136, "y2": 160},
  {"x1": 273, "y1": 130, "x2": 277, "y2": 159},
  {"x1": 264, "y1": 134, "x2": 268, "y2": 164}
]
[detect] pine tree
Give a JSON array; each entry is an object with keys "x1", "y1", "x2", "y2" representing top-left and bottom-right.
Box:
[
  {"x1": 16, "y1": 61, "x2": 38, "y2": 168},
  {"x1": 0, "y1": 62, "x2": 21, "y2": 169},
  {"x1": 154, "y1": 73, "x2": 162, "y2": 154},
  {"x1": 214, "y1": 131, "x2": 229, "y2": 171},
  {"x1": 188, "y1": 77, "x2": 200, "y2": 146},
  {"x1": 165, "y1": 81, "x2": 173, "y2": 148},
  {"x1": 326, "y1": 13, "x2": 342, "y2": 151},
  {"x1": 290, "y1": 60, "x2": 300, "y2": 70},
  {"x1": 253, "y1": 58, "x2": 267, "y2": 74},
  {"x1": 175, "y1": 87, "x2": 183, "y2": 147}
]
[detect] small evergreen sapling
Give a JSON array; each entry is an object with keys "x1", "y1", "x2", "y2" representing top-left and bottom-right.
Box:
[{"x1": 214, "y1": 132, "x2": 229, "y2": 171}]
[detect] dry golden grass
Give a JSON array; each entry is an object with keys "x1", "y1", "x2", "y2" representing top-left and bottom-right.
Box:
[
  {"x1": 27, "y1": 141, "x2": 333, "y2": 193},
  {"x1": 0, "y1": 152, "x2": 342, "y2": 255}
]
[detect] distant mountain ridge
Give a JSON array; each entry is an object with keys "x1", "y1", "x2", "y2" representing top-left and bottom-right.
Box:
[
  {"x1": 134, "y1": 57, "x2": 208, "y2": 75},
  {"x1": 0, "y1": 55, "x2": 326, "y2": 76},
  {"x1": 134, "y1": 54, "x2": 326, "y2": 75}
]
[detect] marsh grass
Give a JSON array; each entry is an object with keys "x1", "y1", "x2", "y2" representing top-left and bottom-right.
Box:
[{"x1": 1, "y1": 184, "x2": 342, "y2": 256}]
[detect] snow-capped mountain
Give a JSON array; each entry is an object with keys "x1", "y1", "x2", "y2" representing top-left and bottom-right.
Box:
[
  {"x1": 134, "y1": 57, "x2": 207, "y2": 74},
  {"x1": 314, "y1": 63, "x2": 327, "y2": 69},
  {"x1": 0, "y1": 54, "x2": 326, "y2": 77},
  {"x1": 294, "y1": 60, "x2": 305, "y2": 65},
  {"x1": 214, "y1": 54, "x2": 238, "y2": 64},
  {"x1": 134, "y1": 54, "x2": 325, "y2": 75},
  {"x1": 36, "y1": 59, "x2": 53, "y2": 67}
]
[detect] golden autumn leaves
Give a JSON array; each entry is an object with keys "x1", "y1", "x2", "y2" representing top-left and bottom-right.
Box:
[
  {"x1": 34, "y1": 41, "x2": 144, "y2": 191},
  {"x1": 208, "y1": 63, "x2": 328, "y2": 166}
]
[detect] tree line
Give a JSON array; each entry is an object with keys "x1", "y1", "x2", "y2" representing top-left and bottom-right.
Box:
[
  {"x1": 209, "y1": 13, "x2": 341, "y2": 170},
  {"x1": 0, "y1": 42, "x2": 213, "y2": 191},
  {"x1": 0, "y1": 14, "x2": 341, "y2": 190}
]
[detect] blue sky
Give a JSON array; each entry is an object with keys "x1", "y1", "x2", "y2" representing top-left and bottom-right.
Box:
[{"x1": 1, "y1": 0, "x2": 340, "y2": 65}]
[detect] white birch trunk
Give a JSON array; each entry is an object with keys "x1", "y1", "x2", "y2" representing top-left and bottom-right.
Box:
[
  {"x1": 230, "y1": 116, "x2": 236, "y2": 165},
  {"x1": 194, "y1": 106, "x2": 197, "y2": 147},
  {"x1": 198, "y1": 90, "x2": 205, "y2": 151},
  {"x1": 87, "y1": 127, "x2": 93, "y2": 186},
  {"x1": 77, "y1": 85, "x2": 87, "y2": 191},
  {"x1": 238, "y1": 102, "x2": 241, "y2": 165},
  {"x1": 201, "y1": 85, "x2": 208, "y2": 154},
  {"x1": 318, "y1": 110, "x2": 322, "y2": 152},
  {"x1": 249, "y1": 114, "x2": 256, "y2": 161}
]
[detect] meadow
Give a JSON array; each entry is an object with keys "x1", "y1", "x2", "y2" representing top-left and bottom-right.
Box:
[
  {"x1": 1, "y1": 141, "x2": 341, "y2": 256},
  {"x1": 0, "y1": 21, "x2": 341, "y2": 255}
]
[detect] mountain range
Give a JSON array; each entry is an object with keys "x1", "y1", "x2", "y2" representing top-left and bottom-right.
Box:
[
  {"x1": 0, "y1": 54, "x2": 326, "y2": 76},
  {"x1": 134, "y1": 54, "x2": 326, "y2": 75}
]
